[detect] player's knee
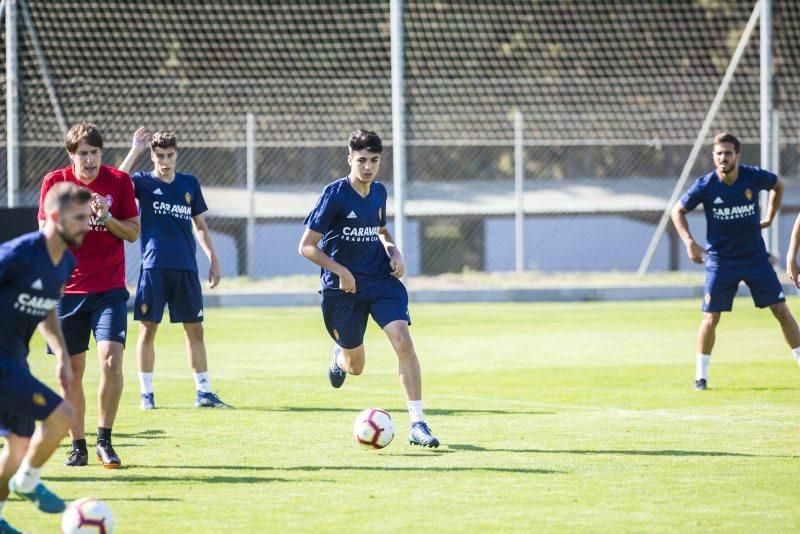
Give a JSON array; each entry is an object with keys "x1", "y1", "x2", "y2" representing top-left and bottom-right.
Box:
[
  {"x1": 100, "y1": 353, "x2": 124, "y2": 376},
  {"x1": 47, "y1": 400, "x2": 75, "y2": 430},
  {"x1": 69, "y1": 359, "x2": 85, "y2": 380},
  {"x1": 701, "y1": 312, "x2": 720, "y2": 328},
  {"x1": 138, "y1": 322, "x2": 159, "y2": 342},
  {"x1": 184, "y1": 322, "x2": 204, "y2": 342}
]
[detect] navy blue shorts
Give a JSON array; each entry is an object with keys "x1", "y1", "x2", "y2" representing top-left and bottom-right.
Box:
[
  {"x1": 0, "y1": 358, "x2": 63, "y2": 438},
  {"x1": 321, "y1": 277, "x2": 411, "y2": 349},
  {"x1": 53, "y1": 288, "x2": 130, "y2": 355},
  {"x1": 134, "y1": 268, "x2": 204, "y2": 324},
  {"x1": 703, "y1": 259, "x2": 785, "y2": 312}
]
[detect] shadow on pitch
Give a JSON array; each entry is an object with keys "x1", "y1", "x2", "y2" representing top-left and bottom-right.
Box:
[
  {"x1": 83, "y1": 429, "x2": 167, "y2": 440},
  {"x1": 447, "y1": 443, "x2": 776, "y2": 457},
  {"x1": 124, "y1": 464, "x2": 562, "y2": 475},
  {"x1": 48, "y1": 474, "x2": 293, "y2": 484},
  {"x1": 232, "y1": 406, "x2": 554, "y2": 416}
]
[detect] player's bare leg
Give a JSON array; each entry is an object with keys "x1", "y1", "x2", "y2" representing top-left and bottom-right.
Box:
[
  {"x1": 6, "y1": 408, "x2": 70, "y2": 514},
  {"x1": 383, "y1": 320, "x2": 438, "y2": 448},
  {"x1": 694, "y1": 312, "x2": 720, "y2": 390},
  {"x1": 768, "y1": 302, "x2": 800, "y2": 348},
  {"x1": 136, "y1": 321, "x2": 158, "y2": 409},
  {"x1": 95, "y1": 341, "x2": 124, "y2": 468},
  {"x1": 337, "y1": 345, "x2": 365, "y2": 376},
  {"x1": 63, "y1": 352, "x2": 88, "y2": 466},
  {"x1": 184, "y1": 322, "x2": 231, "y2": 408},
  {"x1": 0, "y1": 436, "x2": 27, "y2": 504}
]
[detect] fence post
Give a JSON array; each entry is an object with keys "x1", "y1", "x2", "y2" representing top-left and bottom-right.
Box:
[
  {"x1": 246, "y1": 112, "x2": 256, "y2": 278},
  {"x1": 514, "y1": 110, "x2": 525, "y2": 273}
]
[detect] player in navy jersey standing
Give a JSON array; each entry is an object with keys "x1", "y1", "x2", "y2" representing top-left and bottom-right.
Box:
[
  {"x1": 299, "y1": 130, "x2": 439, "y2": 448},
  {"x1": 0, "y1": 183, "x2": 91, "y2": 533},
  {"x1": 119, "y1": 129, "x2": 230, "y2": 409},
  {"x1": 671, "y1": 132, "x2": 800, "y2": 390}
]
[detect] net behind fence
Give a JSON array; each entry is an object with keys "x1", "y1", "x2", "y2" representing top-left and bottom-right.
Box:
[{"x1": 1, "y1": 0, "x2": 799, "y2": 281}]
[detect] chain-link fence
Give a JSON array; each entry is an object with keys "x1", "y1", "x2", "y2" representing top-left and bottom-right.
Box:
[{"x1": 2, "y1": 1, "x2": 799, "y2": 282}]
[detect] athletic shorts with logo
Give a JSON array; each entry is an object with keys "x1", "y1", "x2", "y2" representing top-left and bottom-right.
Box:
[
  {"x1": 0, "y1": 358, "x2": 63, "y2": 438},
  {"x1": 703, "y1": 256, "x2": 785, "y2": 312},
  {"x1": 134, "y1": 268, "x2": 204, "y2": 324},
  {"x1": 53, "y1": 287, "x2": 130, "y2": 355},
  {"x1": 321, "y1": 276, "x2": 410, "y2": 349}
]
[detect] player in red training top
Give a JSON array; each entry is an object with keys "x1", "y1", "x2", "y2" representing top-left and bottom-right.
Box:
[{"x1": 37, "y1": 122, "x2": 140, "y2": 469}]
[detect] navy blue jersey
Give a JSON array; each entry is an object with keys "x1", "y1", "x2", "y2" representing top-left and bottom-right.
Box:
[
  {"x1": 0, "y1": 232, "x2": 75, "y2": 360},
  {"x1": 680, "y1": 164, "x2": 777, "y2": 264},
  {"x1": 304, "y1": 177, "x2": 391, "y2": 290},
  {"x1": 132, "y1": 171, "x2": 208, "y2": 271}
]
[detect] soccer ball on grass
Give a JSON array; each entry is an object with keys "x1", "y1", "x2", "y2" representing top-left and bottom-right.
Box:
[
  {"x1": 61, "y1": 497, "x2": 114, "y2": 533},
  {"x1": 353, "y1": 408, "x2": 394, "y2": 449}
]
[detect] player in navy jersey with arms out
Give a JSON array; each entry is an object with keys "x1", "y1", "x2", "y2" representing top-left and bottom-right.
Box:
[
  {"x1": 671, "y1": 132, "x2": 800, "y2": 390},
  {"x1": 119, "y1": 128, "x2": 230, "y2": 409},
  {"x1": 299, "y1": 129, "x2": 439, "y2": 448},
  {"x1": 38, "y1": 123, "x2": 140, "y2": 469},
  {"x1": 0, "y1": 183, "x2": 91, "y2": 534}
]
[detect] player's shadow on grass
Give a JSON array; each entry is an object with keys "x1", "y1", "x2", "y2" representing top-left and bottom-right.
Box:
[
  {"x1": 127, "y1": 464, "x2": 562, "y2": 475},
  {"x1": 448, "y1": 444, "x2": 774, "y2": 457},
  {"x1": 48, "y1": 474, "x2": 293, "y2": 484},
  {"x1": 83, "y1": 429, "x2": 167, "y2": 440},
  {"x1": 235, "y1": 406, "x2": 554, "y2": 416}
]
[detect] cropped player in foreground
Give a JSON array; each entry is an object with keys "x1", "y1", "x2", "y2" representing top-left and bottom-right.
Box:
[
  {"x1": 38, "y1": 123, "x2": 140, "y2": 468},
  {"x1": 671, "y1": 132, "x2": 800, "y2": 390},
  {"x1": 0, "y1": 183, "x2": 91, "y2": 534},
  {"x1": 119, "y1": 128, "x2": 230, "y2": 409},
  {"x1": 299, "y1": 130, "x2": 439, "y2": 448}
]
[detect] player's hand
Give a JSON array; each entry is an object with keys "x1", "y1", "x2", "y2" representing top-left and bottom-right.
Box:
[
  {"x1": 208, "y1": 260, "x2": 221, "y2": 289},
  {"x1": 787, "y1": 259, "x2": 800, "y2": 289},
  {"x1": 760, "y1": 217, "x2": 773, "y2": 229},
  {"x1": 90, "y1": 193, "x2": 110, "y2": 219},
  {"x1": 686, "y1": 241, "x2": 706, "y2": 264},
  {"x1": 132, "y1": 126, "x2": 151, "y2": 153},
  {"x1": 56, "y1": 357, "x2": 73, "y2": 394},
  {"x1": 389, "y1": 249, "x2": 405, "y2": 278},
  {"x1": 338, "y1": 269, "x2": 356, "y2": 293}
]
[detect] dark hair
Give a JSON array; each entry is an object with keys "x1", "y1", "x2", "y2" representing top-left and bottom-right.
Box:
[
  {"x1": 43, "y1": 182, "x2": 92, "y2": 216},
  {"x1": 713, "y1": 132, "x2": 741, "y2": 154},
  {"x1": 349, "y1": 130, "x2": 383, "y2": 153},
  {"x1": 151, "y1": 130, "x2": 178, "y2": 151},
  {"x1": 65, "y1": 122, "x2": 104, "y2": 153}
]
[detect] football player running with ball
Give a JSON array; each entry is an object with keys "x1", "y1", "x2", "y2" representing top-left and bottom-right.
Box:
[{"x1": 299, "y1": 130, "x2": 439, "y2": 448}]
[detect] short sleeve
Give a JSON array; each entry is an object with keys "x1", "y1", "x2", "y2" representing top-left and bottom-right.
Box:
[
  {"x1": 37, "y1": 175, "x2": 55, "y2": 220},
  {"x1": 757, "y1": 169, "x2": 778, "y2": 191},
  {"x1": 0, "y1": 241, "x2": 26, "y2": 284},
  {"x1": 131, "y1": 172, "x2": 144, "y2": 199},
  {"x1": 192, "y1": 178, "x2": 208, "y2": 216},
  {"x1": 116, "y1": 174, "x2": 139, "y2": 220},
  {"x1": 679, "y1": 179, "x2": 703, "y2": 212},
  {"x1": 379, "y1": 187, "x2": 388, "y2": 227},
  {"x1": 304, "y1": 187, "x2": 340, "y2": 234}
]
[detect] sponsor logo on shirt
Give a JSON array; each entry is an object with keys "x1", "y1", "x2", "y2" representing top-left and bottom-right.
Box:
[
  {"x1": 31, "y1": 279, "x2": 43, "y2": 290},
  {"x1": 185, "y1": 192, "x2": 192, "y2": 204},
  {"x1": 712, "y1": 203, "x2": 755, "y2": 221},
  {"x1": 342, "y1": 226, "x2": 380, "y2": 242},
  {"x1": 152, "y1": 201, "x2": 193, "y2": 220},
  {"x1": 153, "y1": 188, "x2": 163, "y2": 195},
  {"x1": 713, "y1": 197, "x2": 724, "y2": 204},
  {"x1": 13, "y1": 293, "x2": 59, "y2": 317},
  {"x1": 346, "y1": 211, "x2": 357, "y2": 219},
  {"x1": 744, "y1": 188, "x2": 753, "y2": 201}
]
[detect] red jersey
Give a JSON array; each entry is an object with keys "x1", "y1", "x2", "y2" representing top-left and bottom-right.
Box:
[{"x1": 37, "y1": 165, "x2": 138, "y2": 294}]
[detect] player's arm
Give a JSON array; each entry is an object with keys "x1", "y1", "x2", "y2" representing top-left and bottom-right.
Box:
[
  {"x1": 90, "y1": 193, "x2": 140, "y2": 242},
  {"x1": 378, "y1": 226, "x2": 405, "y2": 278},
  {"x1": 192, "y1": 213, "x2": 221, "y2": 289},
  {"x1": 761, "y1": 177, "x2": 784, "y2": 229},
  {"x1": 37, "y1": 309, "x2": 73, "y2": 394},
  {"x1": 299, "y1": 227, "x2": 356, "y2": 293},
  {"x1": 118, "y1": 127, "x2": 150, "y2": 174},
  {"x1": 671, "y1": 202, "x2": 705, "y2": 264},
  {"x1": 786, "y1": 212, "x2": 800, "y2": 289}
]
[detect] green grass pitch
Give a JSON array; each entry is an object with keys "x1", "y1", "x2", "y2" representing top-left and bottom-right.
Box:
[{"x1": 9, "y1": 299, "x2": 800, "y2": 532}]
